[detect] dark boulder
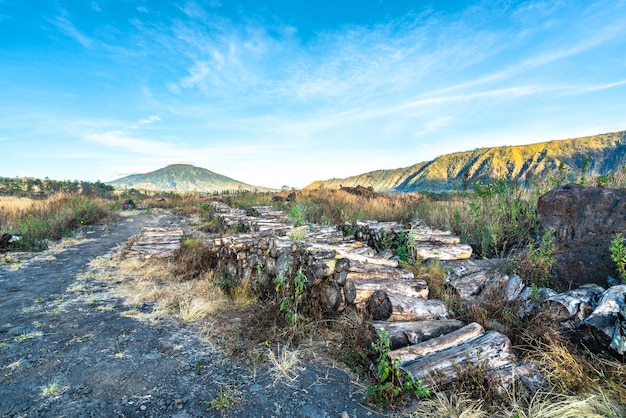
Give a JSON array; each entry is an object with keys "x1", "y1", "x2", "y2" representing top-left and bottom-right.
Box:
[
  {"x1": 122, "y1": 199, "x2": 136, "y2": 210},
  {"x1": 538, "y1": 183, "x2": 626, "y2": 290}
]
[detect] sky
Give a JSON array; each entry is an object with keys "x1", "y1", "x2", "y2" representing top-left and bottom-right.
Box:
[{"x1": 1, "y1": 1, "x2": 626, "y2": 189}]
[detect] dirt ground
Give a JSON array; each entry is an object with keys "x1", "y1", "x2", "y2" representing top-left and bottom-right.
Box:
[{"x1": 0, "y1": 210, "x2": 378, "y2": 418}]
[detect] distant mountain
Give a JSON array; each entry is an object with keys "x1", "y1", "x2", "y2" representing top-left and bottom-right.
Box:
[
  {"x1": 305, "y1": 131, "x2": 626, "y2": 193},
  {"x1": 107, "y1": 164, "x2": 275, "y2": 193}
]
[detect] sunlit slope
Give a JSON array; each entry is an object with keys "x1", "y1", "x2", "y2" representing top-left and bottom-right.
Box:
[
  {"x1": 305, "y1": 131, "x2": 626, "y2": 192},
  {"x1": 107, "y1": 164, "x2": 276, "y2": 193}
]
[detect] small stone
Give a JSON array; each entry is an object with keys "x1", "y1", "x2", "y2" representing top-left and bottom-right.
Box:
[
  {"x1": 174, "y1": 399, "x2": 183, "y2": 404},
  {"x1": 249, "y1": 384, "x2": 263, "y2": 392},
  {"x1": 298, "y1": 404, "x2": 328, "y2": 418},
  {"x1": 140, "y1": 405, "x2": 147, "y2": 411}
]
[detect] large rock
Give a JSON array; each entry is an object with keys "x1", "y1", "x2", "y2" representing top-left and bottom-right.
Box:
[{"x1": 538, "y1": 183, "x2": 626, "y2": 289}]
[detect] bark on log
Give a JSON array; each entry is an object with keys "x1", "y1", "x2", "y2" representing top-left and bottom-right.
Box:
[
  {"x1": 540, "y1": 283, "x2": 605, "y2": 322},
  {"x1": 409, "y1": 230, "x2": 460, "y2": 245},
  {"x1": 448, "y1": 270, "x2": 489, "y2": 299},
  {"x1": 335, "y1": 250, "x2": 399, "y2": 268},
  {"x1": 343, "y1": 280, "x2": 357, "y2": 304},
  {"x1": 343, "y1": 259, "x2": 414, "y2": 280},
  {"x1": 413, "y1": 244, "x2": 473, "y2": 261},
  {"x1": 388, "y1": 322, "x2": 485, "y2": 364},
  {"x1": 486, "y1": 363, "x2": 544, "y2": 395},
  {"x1": 578, "y1": 285, "x2": 626, "y2": 357},
  {"x1": 400, "y1": 331, "x2": 517, "y2": 388},
  {"x1": 127, "y1": 228, "x2": 184, "y2": 259},
  {"x1": 367, "y1": 290, "x2": 448, "y2": 321},
  {"x1": 323, "y1": 281, "x2": 343, "y2": 312},
  {"x1": 372, "y1": 319, "x2": 465, "y2": 350},
  {"x1": 351, "y1": 278, "x2": 428, "y2": 304}
]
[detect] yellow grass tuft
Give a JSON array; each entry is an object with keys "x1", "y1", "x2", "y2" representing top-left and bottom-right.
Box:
[
  {"x1": 409, "y1": 392, "x2": 486, "y2": 418},
  {"x1": 267, "y1": 343, "x2": 301, "y2": 384}
]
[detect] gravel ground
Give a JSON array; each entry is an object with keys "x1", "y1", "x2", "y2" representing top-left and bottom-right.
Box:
[{"x1": 0, "y1": 211, "x2": 379, "y2": 418}]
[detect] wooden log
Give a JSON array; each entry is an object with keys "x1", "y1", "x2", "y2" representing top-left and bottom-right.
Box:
[
  {"x1": 540, "y1": 284, "x2": 605, "y2": 322},
  {"x1": 486, "y1": 363, "x2": 543, "y2": 395},
  {"x1": 335, "y1": 250, "x2": 399, "y2": 268},
  {"x1": 323, "y1": 281, "x2": 343, "y2": 312},
  {"x1": 343, "y1": 280, "x2": 357, "y2": 304},
  {"x1": 388, "y1": 322, "x2": 485, "y2": 364},
  {"x1": 342, "y1": 259, "x2": 414, "y2": 280},
  {"x1": 577, "y1": 285, "x2": 626, "y2": 356},
  {"x1": 413, "y1": 243, "x2": 473, "y2": 261},
  {"x1": 448, "y1": 270, "x2": 489, "y2": 299},
  {"x1": 476, "y1": 274, "x2": 525, "y2": 303},
  {"x1": 335, "y1": 270, "x2": 348, "y2": 286},
  {"x1": 351, "y1": 278, "x2": 428, "y2": 304},
  {"x1": 400, "y1": 331, "x2": 517, "y2": 388},
  {"x1": 409, "y1": 227, "x2": 461, "y2": 245},
  {"x1": 372, "y1": 319, "x2": 465, "y2": 350},
  {"x1": 367, "y1": 290, "x2": 448, "y2": 321},
  {"x1": 335, "y1": 258, "x2": 351, "y2": 273}
]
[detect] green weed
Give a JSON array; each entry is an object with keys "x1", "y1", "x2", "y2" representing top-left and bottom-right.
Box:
[
  {"x1": 365, "y1": 330, "x2": 430, "y2": 409},
  {"x1": 609, "y1": 234, "x2": 626, "y2": 282}
]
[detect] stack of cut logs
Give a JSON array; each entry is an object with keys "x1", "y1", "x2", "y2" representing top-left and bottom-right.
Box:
[
  {"x1": 339, "y1": 220, "x2": 474, "y2": 260},
  {"x1": 447, "y1": 260, "x2": 626, "y2": 359},
  {"x1": 204, "y1": 201, "x2": 541, "y2": 389}
]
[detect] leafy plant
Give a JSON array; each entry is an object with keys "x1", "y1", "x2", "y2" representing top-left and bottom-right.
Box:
[
  {"x1": 288, "y1": 203, "x2": 308, "y2": 227},
  {"x1": 365, "y1": 330, "x2": 430, "y2": 409},
  {"x1": 609, "y1": 234, "x2": 626, "y2": 283},
  {"x1": 274, "y1": 268, "x2": 308, "y2": 324},
  {"x1": 208, "y1": 385, "x2": 242, "y2": 410},
  {"x1": 215, "y1": 269, "x2": 240, "y2": 298}
]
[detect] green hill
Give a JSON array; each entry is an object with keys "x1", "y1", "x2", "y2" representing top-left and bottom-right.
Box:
[
  {"x1": 107, "y1": 164, "x2": 276, "y2": 193},
  {"x1": 305, "y1": 131, "x2": 626, "y2": 192}
]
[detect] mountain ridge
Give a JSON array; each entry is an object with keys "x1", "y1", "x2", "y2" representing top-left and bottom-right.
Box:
[
  {"x1": 107, "y1": 164, "x2": 276, "y2": 193},
  {"x1": 305, "y1": 131, "x2": 626, "y2": 192}
]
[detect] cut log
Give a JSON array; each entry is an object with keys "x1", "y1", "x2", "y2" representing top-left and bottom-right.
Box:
[
  {"x1": 127, "y1": 228, "x2": 184, "y2": 258},
  {"x1": 388, "y1": 322, "x2": 485, "y2": 364},
  {"x1": 341, "y1": 259, "x2": 414, "y2": 280},
  {"x1": 367, "y1": 290, "x2": 448, "y2": 321},
  {"x1": 335, "y1": 249, "x2": 399, "y2": 268},
  {"x1": 409, "y1": 229, "x2": 461, "y2": 245},
  {"x1": 400, "y1": 331, "x2": 517, "y2": 388},
  {"x1": 323, "y1": 281, "x2": 343, "y2": 312},
  {"x1": 540, "y1": 283, "x2": 605, "y2": 322},
  {"x1": 448, "y1": 270, "x2": 489, "y2": 299},
  {"x1": 413, "y1": 244, "x2": 472, "y2": 261},
  {"x1": 372, "y1": 319, "x2": 465, "y2": 350},
  {"x1": 343, "y1": 280, "x2": 357, "y2": 304},
  {"x1": 577, "y1": 285, "x2": 626, "y2": 357},
  {"x1": 486, "y1": 363, "x2": 544, "y2": 395},
  {"x1": 476, "y1": 273, "x2": 525, "y2": 303},
  {"x1": 351, "y1": 278, "x2": 428, "y2": 304}
]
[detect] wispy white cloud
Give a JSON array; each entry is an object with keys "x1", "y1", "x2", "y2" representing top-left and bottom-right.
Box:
[
  {"x1": 138, "y1": 115, "x2": 161, "y2": 125},
  {"x1": 50, "y1": 13, "x2": 94, "y2": 48},
  {"x1": 84, "y1": 131, "x2": 180, "y2": 156}
]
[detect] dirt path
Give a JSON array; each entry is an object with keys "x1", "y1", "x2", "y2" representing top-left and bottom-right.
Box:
[{"x1": 1, "y1": 211, "x2": 374, "y2": 418}]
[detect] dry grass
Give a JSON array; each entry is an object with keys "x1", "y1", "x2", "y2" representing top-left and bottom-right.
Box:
[
  {"x1": 513, "y1": 392, "x2": 622, "y2": 418},
  {"x1": 409, "y1": 392, "x2": 487, "y2": 418},
  {"x1": 0, "y1": 196, "x2": 35, "y2": 213},
  {"x1": 267, "y1": 343, "x2": 302, "y2": 384}
]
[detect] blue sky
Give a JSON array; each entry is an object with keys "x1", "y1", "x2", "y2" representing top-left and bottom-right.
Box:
[{"x1": 1, "y1": 1, "x2": 626, "y2": 189}]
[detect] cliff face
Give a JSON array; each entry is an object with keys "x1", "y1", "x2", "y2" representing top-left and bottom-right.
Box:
[{"x1": 306, "y1": 131, "x2": 626, "y2": 192}]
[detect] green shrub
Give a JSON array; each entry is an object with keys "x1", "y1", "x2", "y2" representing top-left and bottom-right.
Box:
[
  {"x1": 609, "y1": 234, "x2": 626, "y2": 283},
  {"x1": 288, "y1": 203, "x2": 308, "y2": 227},
  {"x1": 365, "y1": 329, "x2": 430, "y2": 409}
]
